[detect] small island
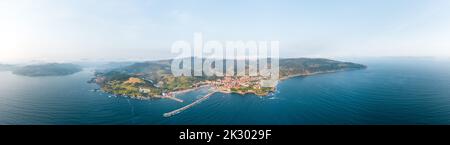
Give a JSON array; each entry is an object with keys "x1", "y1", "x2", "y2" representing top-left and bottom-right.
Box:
[{"x1": 13, "y1": 63, "x2": 82, "y2": 77}]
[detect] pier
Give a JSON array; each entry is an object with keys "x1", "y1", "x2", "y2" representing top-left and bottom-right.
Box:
[{"x1": 163, "y1": 92, "x2": 216, "y2": 117}]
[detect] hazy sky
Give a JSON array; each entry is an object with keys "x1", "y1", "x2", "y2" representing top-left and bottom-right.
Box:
[{"x1": 1, "y1": 0, "x2": 450, "y2": 62}]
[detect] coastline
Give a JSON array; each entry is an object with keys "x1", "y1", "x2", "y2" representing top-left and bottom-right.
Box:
[
  {"x1": 99, "y1": 84, "x2": 212, "y2": 101},
  {"x1": 279, "y1": 68, "x2": 365, "y2": 81},
  {"x1": 170, "y1": 85, "x2": 211, "y2": 96},
  {"x1": 216, "y1": 90, "x2": 271, "y2": 96}
]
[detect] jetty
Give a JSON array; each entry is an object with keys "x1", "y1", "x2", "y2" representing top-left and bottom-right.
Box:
[{"x1": 163, "y1": 91, "x2": 216, "y2": 117}]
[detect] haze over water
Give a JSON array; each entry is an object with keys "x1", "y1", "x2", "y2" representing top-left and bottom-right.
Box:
[{"x1": 1, "y1": 58, "x2": 450, "y2": 125}]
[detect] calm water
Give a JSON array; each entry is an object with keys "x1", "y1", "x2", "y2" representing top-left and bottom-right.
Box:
[{"x1": 1, "y1": 58, "x2": 450, "y2": 125}]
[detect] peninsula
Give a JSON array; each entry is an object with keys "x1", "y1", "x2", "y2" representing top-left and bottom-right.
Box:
[{"x1": 92, "y1": 58, "x2": 366, "y2": 99}]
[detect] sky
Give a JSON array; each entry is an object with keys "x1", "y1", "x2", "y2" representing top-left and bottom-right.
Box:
[{"x1": 1, "y1": 0, "x2": 450, "y2": 62}]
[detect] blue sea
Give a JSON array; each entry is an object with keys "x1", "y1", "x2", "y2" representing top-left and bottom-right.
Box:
[{"x1": 1, "y1": 58, "x2": 450, "y2": 125}]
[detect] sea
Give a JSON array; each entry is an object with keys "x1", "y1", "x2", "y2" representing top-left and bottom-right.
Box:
[{"x1": 1, "y1": 58, "x2": 450, "y2": 125}]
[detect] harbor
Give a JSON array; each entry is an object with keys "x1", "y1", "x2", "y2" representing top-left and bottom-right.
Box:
[{"x1": 163, "y1": 91, "x2": 217, "y2": 117}]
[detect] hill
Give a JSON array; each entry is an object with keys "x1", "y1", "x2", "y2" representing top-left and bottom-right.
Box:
[{"x1": 92, "y1": 58, "x2": 366, "y2": 99}]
